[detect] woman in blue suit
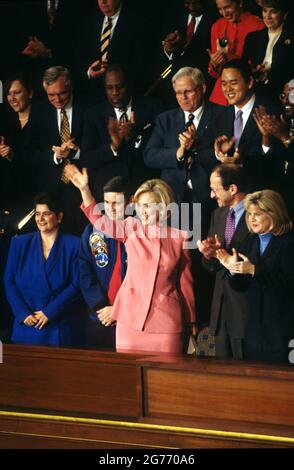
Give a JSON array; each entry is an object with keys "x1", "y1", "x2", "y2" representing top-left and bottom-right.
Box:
[
  {"x1": 216, "y1": 190, "x2": 294, "y2": 363},
  {"x1": 4, "y1": 193, "x2": 84, "y2": 346}
]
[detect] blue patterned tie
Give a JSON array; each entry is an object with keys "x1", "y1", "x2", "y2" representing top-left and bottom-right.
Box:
[{"x1": 224, "y1": 208, "x2": 235, "y2": 248}]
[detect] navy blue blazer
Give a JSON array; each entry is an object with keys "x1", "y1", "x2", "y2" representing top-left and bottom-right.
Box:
[
  {"x1": 229, "y1": 231, "x2": 294, "y2": 362},
  {"x1": 79, "y1": 224, "x2": 127, "y2": 322},
  {"x1": 4, "y1": 231, "x2": 84, "y2": 346},
  {"x1": 143, "y1": 101, "x2": 223, "y2": 204}
]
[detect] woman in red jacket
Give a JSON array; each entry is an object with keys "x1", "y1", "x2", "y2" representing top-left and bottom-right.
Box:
[{"x1": 208, "y1": 0, "x2": 264, "y2": 105}]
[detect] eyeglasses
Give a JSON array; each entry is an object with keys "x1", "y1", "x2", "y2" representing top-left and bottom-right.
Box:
[{"x1": 174, "y1": 88, "x2": 199, "y2": 97}]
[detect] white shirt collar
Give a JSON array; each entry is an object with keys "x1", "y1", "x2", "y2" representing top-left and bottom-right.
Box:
[
  {"x1": 187, "y1": 14, "x2": 203, "y2": 32},
  {"x1": 57, "y1": 97, "x2": 73, "y2": 130},
  {"x1": 184, "y1": 104, "x2": 204, "y2": 127},
  {"x1": 234, "y1": 94, "x2": 256, "y2": 127},
  {"x1": 113, "y1": 100, "x2": 132, "y2": 120}
]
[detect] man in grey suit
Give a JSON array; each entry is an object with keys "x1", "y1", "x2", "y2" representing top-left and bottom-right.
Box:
[{"x1": 197, "y1": 163, "x2": 250, "y2": 359}]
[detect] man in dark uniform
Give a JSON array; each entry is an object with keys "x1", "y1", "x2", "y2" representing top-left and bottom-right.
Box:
[{"x1": 79, "y1": 176, "x2": 131, "y2": 349}]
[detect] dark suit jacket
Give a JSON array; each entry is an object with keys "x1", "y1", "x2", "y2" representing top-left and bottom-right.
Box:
[
  {"x1": 24, "y1": 98, "x2": 85, "y2": 193},
  {"x1": 200, "y1": 95, "x2": 285, "y2": 191},
  {"x1": 23, "y1": 98, "x2": 87, "y2": 234},
  {"x1": 158, "y1": 7, "x2": 219, "y2": 78},
  {"x1": 76, "y1": 4, "x2": 149, "y2": 95},
  {"x1": 228, "y1": 231, "x2": 294, "y2": 362},
  {"x1": 202, "y1": 206, "x2": 250, "y2": 338},
  {"x1": 79, "y1": 224, "x2": 127, "y2": 349},
  {"x1": 243, "y1": 23, "x2": 294, "y2": 92},
  {"x1": 79, "y1": 224, "x2": 127, "y2": 316},
  {"x1": 144, "y1": 101, "x2": 223, "y2": 205},
  {"x1": 81, "y1": 95, "x2": 161, "y2": 199},
  {"x1": 24, "y1": 0, "x2": 82, "y2": 68}
]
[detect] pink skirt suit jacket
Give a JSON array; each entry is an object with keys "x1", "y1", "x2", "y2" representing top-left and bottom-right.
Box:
[{"x1": 82, "y1": 201, "x2": 196, "y2": 354}]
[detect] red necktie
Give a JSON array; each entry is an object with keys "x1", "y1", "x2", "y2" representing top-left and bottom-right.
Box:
[
  {"x1": 186, "y1": 16, "x2": 196, "y2": 44},
  {"x1": 108, "y1": 242, "x2": 123, "y2": 305}
]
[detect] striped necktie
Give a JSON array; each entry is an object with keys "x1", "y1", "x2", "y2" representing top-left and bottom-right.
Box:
[
  {"x1": 119, "y1": 107, "x2": 128, "y2": 124},
  {"x1": 60, "y1": 109, "x2": 71, "y2": 184},
  {"x1": 100, "y1": 17, "x2": 112, "y2": 62}
]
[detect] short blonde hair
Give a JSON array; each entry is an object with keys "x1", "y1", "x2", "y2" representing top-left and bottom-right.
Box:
[
  {"x1": 244, "y1": 190, "x2": 292, "y2": 236},
  {"x1": 133, "y1": 179, "x2": 175, "y2": 221}
]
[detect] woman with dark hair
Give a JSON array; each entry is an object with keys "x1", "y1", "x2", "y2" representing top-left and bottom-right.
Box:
[
  {"x1": 208, "y1": 0, "x2": 264, "y2": 105},
  {"x1": 2, "y1": 74, "x2": 37, "y2": 208},
  {"x1": 243, "y1": 0, "x2": 293, "y2": 95},
  {"x1": 4, "y1": 193, "x2": 84, "y2": 346},
  {"x1": 216, "y1": 189, "x2": 294, "y2": 363}
]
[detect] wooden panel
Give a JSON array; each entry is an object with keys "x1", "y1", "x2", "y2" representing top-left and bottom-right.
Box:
[
  {"x1": 143, "y1": 366, "x2": 294, "y2": 427},
  {"x1": 0, "y1": 345, "x2": 144, "y2": 418},
  {"x1": 1, "y1": 345, "x2": 294, "y2": 448},
  {"x1": 0, "y1": 415, "x2": 284, "y2": 449}
]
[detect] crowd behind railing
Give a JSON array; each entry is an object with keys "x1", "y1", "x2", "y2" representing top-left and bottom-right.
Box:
[{"x1": 0, "y1": 0, "x2": 294, "y2": 364}]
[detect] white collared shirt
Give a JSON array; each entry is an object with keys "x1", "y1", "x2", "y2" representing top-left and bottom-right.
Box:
[
  {"x1": 234, "y1": 94, "x2": 269, "y2": 154},
  {"x1": 113, "y1": 101, "x2": 132, "y2": 122},
  {"x1": 187, "y1": 13, "x2": 203, "y2": 35},
  {"x1": 111, "y1": 101, "x2": 137, "y2": 155},
  {"x1": 234, "y1": 94, "x2": 255, "y2": 130},
  {"x1": 164, "y1": 14, "x2": 203, "y2": 60},
  {"x1": 57, "y1": 100, "x2": 73, "y2": 133},
  {"x1": 184, "y1": 104, "x2": 204, "y2": 129},
  {"x1": 101, "y1": 7, "x2": 121, "y2": 40},
  {"x1": 215, "y1": 94, "x2": 269, "y2": 161}
]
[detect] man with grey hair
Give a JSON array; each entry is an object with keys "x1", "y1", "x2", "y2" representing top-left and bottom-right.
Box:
[
  {"x1": 144, "y1": 66, "x2": 223, "y2": 330},
  {"x1": 144, "y1": 66, "x2": 222, "y2": 233},
  {"x1": 24, "y1": 66, "x2": 87, "y2": 234}
]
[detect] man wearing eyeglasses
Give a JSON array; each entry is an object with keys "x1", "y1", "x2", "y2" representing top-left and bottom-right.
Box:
[{"x1": 144, "y1": 66, "x2": 223, "y2": 235}]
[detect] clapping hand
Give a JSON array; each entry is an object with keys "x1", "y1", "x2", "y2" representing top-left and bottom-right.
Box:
[
  {"x1": 214, "y1": 135, "x2": 240, "y2": 163},
  {"x1": 22, "y1": 36, "x2": 52, "y2": 59},
  {"x1": 0, "y1": 136, "x2": 13, "y2": 161},
  {"x1": 88, "y1": 59, "x2": 108, "y2": 79},
  {"x1": 52, "y1": 138, "x2": 78, "y2": 160},
  {"x1": 216, "y1": 249, "x2": 255, "y2": 275},
  {"x1": 176, "y1": 124, "x2": 196, "y2": 161},
  {"x1": 197, "y1": 234, "x2": 222, "y2": 259},
  {"x1": 162, "y1": 30, "x2": 183, "y2": 54}
]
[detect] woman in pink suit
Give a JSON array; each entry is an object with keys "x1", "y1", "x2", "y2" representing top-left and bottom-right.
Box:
[{"x1": 66, "y1": 165, "x2": 196, "y2": 354}]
